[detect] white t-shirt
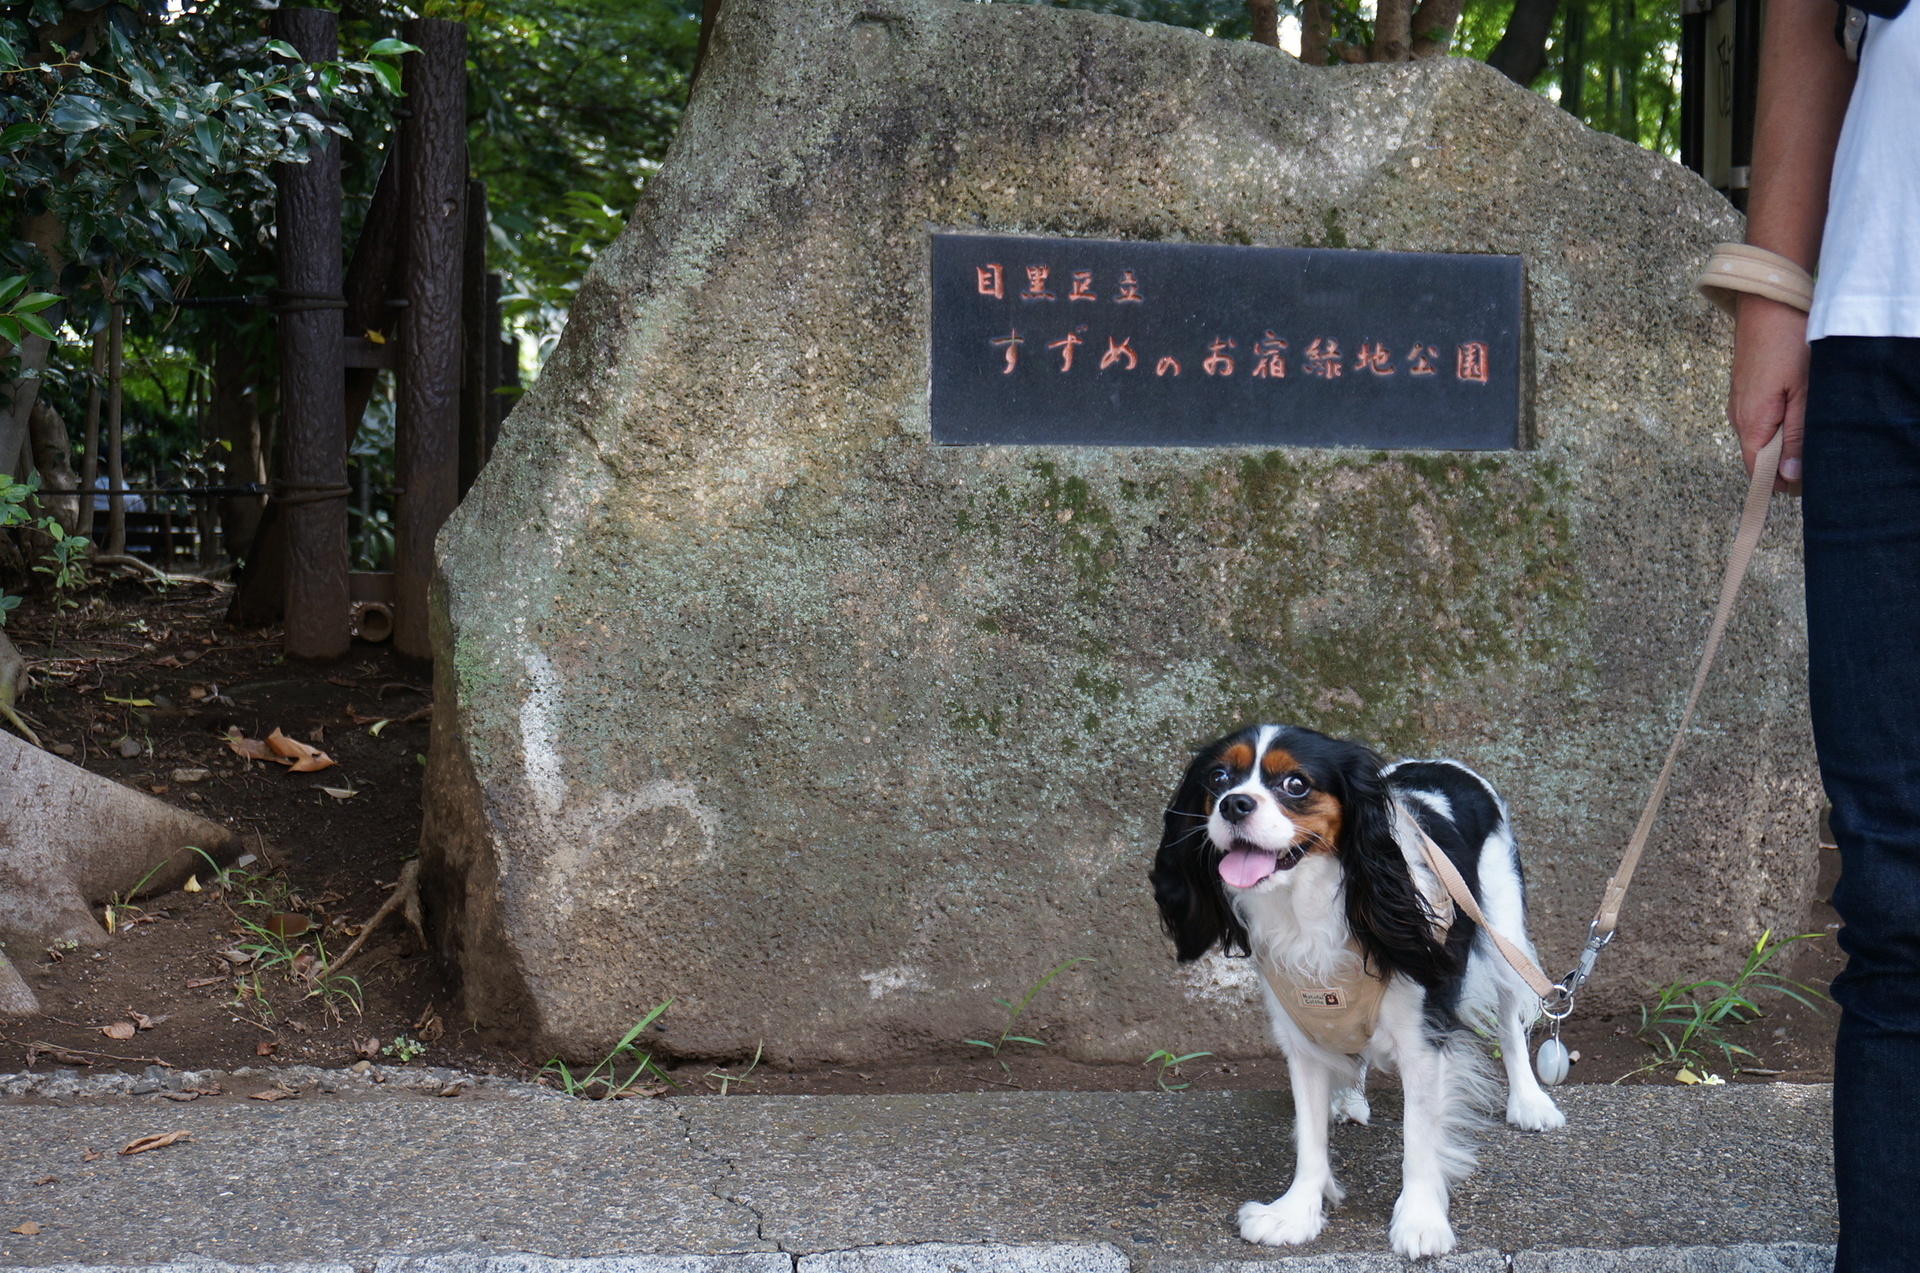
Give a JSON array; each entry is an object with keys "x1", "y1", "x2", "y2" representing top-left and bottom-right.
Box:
[{"x1": 1807, "y1": 5, "x2": 1920, "y2": 340}]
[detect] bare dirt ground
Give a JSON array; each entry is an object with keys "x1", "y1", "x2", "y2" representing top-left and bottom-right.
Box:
[{"x1": 1, "y1": 582, "x2": 1844, "y2": 1098}]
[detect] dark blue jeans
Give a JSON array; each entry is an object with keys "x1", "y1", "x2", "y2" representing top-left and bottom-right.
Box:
[{"x1": 1803, "y1": 336, "x2": 1920, "y2": 1273}]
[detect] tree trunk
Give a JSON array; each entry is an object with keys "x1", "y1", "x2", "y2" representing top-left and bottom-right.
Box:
[
  {"x1": 458, "y1": 178, "x2": 490, "y2": 500},
  {"x1": 105, "y1": 302, "x2": 126, "y2": 559},
  {"x1": 343, "y1": 133, "x2": 406, "y2": 448},
  {"x1": 1372, "y1": 0, "x2": 1413, "y2": 60},
  {"x1": 1299, "y1": 0, "x2": 1332, "y2": 65},
  {"x1": 1488, "y1": 0, "x2": 1562, "y2": 85},
  {"x1": 692, "y1": 0, "x2": 725, "y2": 90},
  {"x1": 393, "y1": 17, "x2": 468, "y2": 662},
  {"x1": 274, "y1": 6, "x2": 351, "y2": 661},
  {"x1": 27, "y1": 401, "x2": 79, "y2": 534},
  {"x1": 1559, "y1": 0, "x2": 1586, "y2": 115},
  {"x1": 1410, "y1": 0, "x2": 1467, "y2": 56},
  {"x1": 0, "y1": 210, "x2": 65, "y2": 481},
  {"x1": 213, "y1": 337, "x2": 266, "y2": 562},
  {"x1": 194, "y1": 363, "x2": 219, "y2": 568},
  {"x1": 76, "y1": 330, "x2": 103, "y2": 542},
  {"x1": 1247, "y1": 0, "x2": 1280, "y2": 47}
]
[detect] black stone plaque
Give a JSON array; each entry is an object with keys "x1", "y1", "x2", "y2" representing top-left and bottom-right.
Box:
[{"x1": 929, "y1": 233, "x2": 1524, "y2": 449}]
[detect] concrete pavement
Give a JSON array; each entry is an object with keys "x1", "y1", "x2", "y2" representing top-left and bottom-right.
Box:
[{"x1": 0, "y1": 1070, "x2": 1836, "y2": 1273}]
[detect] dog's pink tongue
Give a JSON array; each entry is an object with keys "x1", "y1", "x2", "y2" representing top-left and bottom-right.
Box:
[{"x1": 1219, "y1": 848, "x2": 1280, "y2": 888}]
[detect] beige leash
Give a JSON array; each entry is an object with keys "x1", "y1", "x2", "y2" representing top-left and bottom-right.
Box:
[{"x1": 1416, "y1": 430, "x2": 1787, "y2": 1017}]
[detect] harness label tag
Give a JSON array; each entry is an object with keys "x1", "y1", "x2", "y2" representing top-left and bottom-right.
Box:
[{"x1": 1298, "y1": 987, "x2": 1345, "y2": 1010}]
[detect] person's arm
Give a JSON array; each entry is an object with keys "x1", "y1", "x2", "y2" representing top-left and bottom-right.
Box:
[{"x1": 1730, "y1": 0, "x2": 1855, "y2": 489}]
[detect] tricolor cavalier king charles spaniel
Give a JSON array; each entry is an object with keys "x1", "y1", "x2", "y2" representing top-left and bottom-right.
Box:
[{"x1": 1151, "y1": 724, "x2": 1564, "y2": 1259}]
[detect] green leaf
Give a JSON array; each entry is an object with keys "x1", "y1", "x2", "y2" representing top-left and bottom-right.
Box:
[
  {"x1": 48, "y1": 96, "x2": 104, "y2": 133},
  {"x1": 266, "y1": 39, "x2": 302, "y2": 61},
  {"x1": 0, "y1": 276, "x2": 26, "y2": 306},
  {"x1": 369, "y1": 60, "x2": 403, "y2": 95},
  {"x1": 0, "y1": 316, "x2": 19, "y2": 346},
  {"x1": 367, "y1": 38, "x2": 421, "y2": 57},
  {"x1": 13, "y1": 292, "x2": 62, "y2": 315},
  {"x1": 193, "y1": 118, "x2": 222, "y2": 163},
  {"x1": 15, "y1": 312, "x2": 56, "y2": 341},
  {"x1": 0, "y1": 121, "x2": 44, "y2": 149}
]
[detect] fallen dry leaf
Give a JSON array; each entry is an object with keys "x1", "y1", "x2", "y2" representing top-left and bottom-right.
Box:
[
  {"x1": 224, "y1": 728, "x2": 277, "y2": 763},
  {"x1": 181, "y1": 874, "x2": 202, "y2": 893},
  {"x1": 249, "y1": 1088, "x2": 294, "y2": 1102},
  {"x1": 101, "y1": 1021, "x2": 137, "y2": 1041},
  {"x1": 265, "y1": 912, "x2": 311, "y2": 938},
  {"x1": 319, "y1": 786, "x2": 357, "y2": 800},
  {"x1": 416, "y1": 1006, "x2": 445, "y2": 1043},
  {"x1": 255, "y1": 1039, "x2": 276, "y2": 1057},
  {"x1": 154, "y1": 654, "x2": 183, "y2": 668},
  {"x1": 352, "y1": 1035, "x2": 380, "y2": 1059},
  {"x1": 327, "y1": 675, "x2": 358, "y2": 687},
  {"x1": 265, "y1": 727, "x2": 334, "y2": 773},
  {"x1": 128, "y1": 1010, "x2": 155, "y2": 1030},
  {"x1": 183, "y1": 975, "x2": 225, "y2": 989},
  {"x1": 10, "y1": 1222, "x2": 40, "y2": 1235},
  {"x1": 31, "y1": 1176, "x2": 55, "y2": 1186},
  {"x1": 158, "y1": 1091, "x2": 200, "y2": 1102},
  {"x1": 119, "y1": 1130, "x2": 191, "y2": 1155}
]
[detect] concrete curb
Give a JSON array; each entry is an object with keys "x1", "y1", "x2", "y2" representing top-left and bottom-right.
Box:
[{"x1": 0, "y1": 1242, "x2": 1840, "y2": 1273}]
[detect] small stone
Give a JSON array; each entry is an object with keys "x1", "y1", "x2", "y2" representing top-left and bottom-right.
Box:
[
  {"x1": 50, "y1": 743, "x2": 76, "y2": 757},
  {"x1": 115, "y1": 736, "x2": 143, "y2": 759},
  {"x1": 170, "y1": 768, "x2": 210, "y2": 784},
  {"x1": 349, "y1": 1060, "x2": 372, "y2": 1074}
]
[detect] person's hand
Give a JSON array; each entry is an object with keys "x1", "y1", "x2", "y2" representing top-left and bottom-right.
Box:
[{"x1": 1728, "y1": 292, "x2": 1810, "y2": 492}]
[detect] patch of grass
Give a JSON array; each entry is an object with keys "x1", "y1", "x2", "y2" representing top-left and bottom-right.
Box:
[
  {"x1": 1144, "y1": 1047, "x2": 1213, "y2": 1092},
  {"x1": 1622, "y1": 929, "x2": 1830, "y2": 1082},
  {"x1": 542, "y1": 1001, "x2": 678, "y2": 1098},
  {"x1": 964, "y1": 956, "x2": 1093, "y2": 1072},
  {"x1": 193, "y1": 848, "x2": 363, "y2": 1021},
  {"x1": 706, "y1": 1042, "x2": 763, "y2": 1095},
  {"x1": 102, "y1": 855, "x2": 184, "y2": 933}
]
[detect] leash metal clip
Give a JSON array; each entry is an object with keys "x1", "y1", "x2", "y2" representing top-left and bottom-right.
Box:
[{"x1": 1544, "y1": 921, "x2": 1614, "y2": 1021}]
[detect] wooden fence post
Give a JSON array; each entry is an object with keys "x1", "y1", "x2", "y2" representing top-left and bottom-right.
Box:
[
  {"x1": 274, "y1": 6, "x2": 351, "y2": 660},
  {"x1": 393, "y1": 17, "x2": 467, "y2": 661}
]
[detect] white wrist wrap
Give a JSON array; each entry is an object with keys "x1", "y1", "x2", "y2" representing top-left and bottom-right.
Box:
[{"x1": 1696, "y1": 243, "x2": 1816, "y2": 316}]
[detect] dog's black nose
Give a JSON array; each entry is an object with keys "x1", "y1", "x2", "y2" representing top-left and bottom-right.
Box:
[{"x1": 1220, "y1": 793, "x2": 1257, "y2": 823}]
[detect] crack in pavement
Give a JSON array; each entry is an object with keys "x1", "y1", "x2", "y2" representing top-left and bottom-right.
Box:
[{"x1": 674, "y1": 1102, "x2": 783, "y2": 1254}]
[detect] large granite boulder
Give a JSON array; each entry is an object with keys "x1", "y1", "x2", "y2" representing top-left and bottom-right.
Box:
[{"x1": 420, "y1": 0, "x2": 1814, "y2": 1063}]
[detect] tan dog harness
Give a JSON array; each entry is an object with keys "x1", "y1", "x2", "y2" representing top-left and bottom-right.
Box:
[
  {"x1": 1254, "y1": 871, "x2": 1455, "y2": 1056},
  {"x1": 1256, "y1": 941, "x2": 1392, "y2": 1055}
]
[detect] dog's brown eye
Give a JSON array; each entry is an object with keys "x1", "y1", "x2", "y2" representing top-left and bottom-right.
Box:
[
  {"x1": 1280, "y1": 773, "x2": 1311, "y2": 798},
  {"x1": 1206, "y1": 767, "x2": 1232, "y2": 790}
]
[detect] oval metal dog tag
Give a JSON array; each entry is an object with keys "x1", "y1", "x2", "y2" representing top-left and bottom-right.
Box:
[{"x1": 1536, "y1": 1037, "x2": 1570, "y2": 1086}]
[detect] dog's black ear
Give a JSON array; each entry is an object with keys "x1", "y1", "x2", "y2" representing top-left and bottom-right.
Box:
[
  {"x1": 1151, "y1": 748, "x2": 1249, "y2": 961},
  {"x1": 1336, "y1": 744, "x2": 1456, "y2": 988}
]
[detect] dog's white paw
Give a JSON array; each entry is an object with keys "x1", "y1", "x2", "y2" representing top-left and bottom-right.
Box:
[
  {"x1": 1506, "y1": 1087, "x2": 1566, "y2": 1132},
  {"x1": 1331, "y1": 1086, "x2": 1371, "y2": 1125},
  {"x1": 1238, "y1": 1191, "x2": 1326, "y2": 1247},
  {"x1": 1388, "y1": 1192, "x2": 1456, "y2": 1259}
]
